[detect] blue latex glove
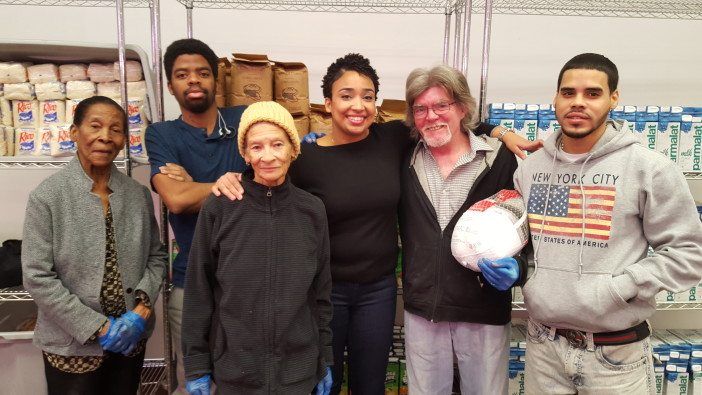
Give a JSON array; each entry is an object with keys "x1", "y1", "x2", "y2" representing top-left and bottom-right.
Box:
[
  {"x1": 98, "y1": 316, "x2": 116, "y2": 349},
  {"x1": 477, "y1": 257, "x2": 520, "y2": 291},
  {"x1": 186, "y1": 374, "x2": 211, "y2": 395},
  {"x1": 315, "y1": 367, "x2": 332, "y2": 395},
  {"x1": 302, "y1": 132, "x2": 326, "y2": 144},
  {"x1": 103, "y1": 310, "x2": 146, "y2": 354}
]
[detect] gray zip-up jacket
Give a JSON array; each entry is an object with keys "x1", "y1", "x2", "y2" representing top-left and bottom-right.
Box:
[
  {"x1": 514, "y1": 120, "x2": 702, "y2": 332},
  {"x1": 22, "y1": 157, "x2": 167, "y2": 356}
]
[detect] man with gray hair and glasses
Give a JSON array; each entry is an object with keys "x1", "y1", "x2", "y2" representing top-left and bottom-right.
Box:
[{"x1": 398, "y1": 64, "x2": 527, "y2": 394}]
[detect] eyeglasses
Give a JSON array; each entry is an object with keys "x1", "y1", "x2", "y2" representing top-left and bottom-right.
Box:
[{"x1": 412, "y1": 102, "x2": 456, "y2": 118}]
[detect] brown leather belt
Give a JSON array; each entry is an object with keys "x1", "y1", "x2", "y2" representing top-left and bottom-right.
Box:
[{"x1": 553, "y1": 321, "x2": 650, "y2": 349}]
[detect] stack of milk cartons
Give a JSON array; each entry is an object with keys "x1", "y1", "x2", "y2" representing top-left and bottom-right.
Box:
[
  {"x1": 513, "y1": 104, "x2": 539, "y2": 143},
  {"x1": 488, "y1": 102, "x2": 516, "y2": 130},
  {"x1": 669, "y1": 330, "x2": 702, "y2": 395},
  {"x1": 508, "y1": 325, "x2": 527, "y2": 395},
  {"x1": 657, "y1": 106, "x2": 683, "y2": 164},
  {"x1": 655, "y1": 282, "x2": 701, "y2": 305},
  {"x1": 537, "y1": 104, "x2": 559, "y2": 143},
  {"x1": 634, "y1": 106, "x2": 659, "y2": 151},
  {"x1": 610, "y1": 105, "x2": 636, "y2": 125},
  {"x1": 652, "y1": 335, "x2": 669, "y2": 394},
  {"x1": 680, "y1": 113, "x2": 702, "y2": 173},
  {"x1": 655, "y1": 330, "x2": 692, "y2": 395},
  {"x1": 622, "y1": 105, "x2": 637, "y2": 130},
  {"x1": 610, "y1": 106, "x2": 625, "y2": 122}
]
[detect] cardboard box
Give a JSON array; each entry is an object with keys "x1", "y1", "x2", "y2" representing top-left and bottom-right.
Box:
[
  {"x1": 514, "y1": 104, "x2": 539, "y2": 143},
  {"x1": 634, "y1": 106, "x2": 659, "y2": 151},
  {"x1": 293, "y1": 114, "x2": 309, "y2": 138},
  {"x1": 657, "y1": 106, "x2": 683, "y2": 163},
  {"x1": 385, "y1": 357, "x2": 399, "y2": 395},
  {"x1": 216, "y1": 57, "x2": 230, "y2": 96},
  {"x1": 378, "y1": 99, "x2": 406, "y2": 123},
  {"x1": 489, "y1": 102, "x2": 516, "y2": 130},
  {"x1": 537, "y1": 104, "x2": 559, "y2": 142},
  {"x1": 399, "y1": 359, "x2": 408, "y2": 395},
  {"x1": 679, "y1": 115, "x2": 702, "y2": 172},
  {"x1": 310, "y1": 103, "x2": 332, "y2": 134}
]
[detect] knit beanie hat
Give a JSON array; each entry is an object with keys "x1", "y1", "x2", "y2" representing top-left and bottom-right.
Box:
[
  {"x1": 238, "y1": 101, "x2": 301, "y2": 158},
  {"x1": 451, "y1": 189, "x2": 529, "y2": 272}
]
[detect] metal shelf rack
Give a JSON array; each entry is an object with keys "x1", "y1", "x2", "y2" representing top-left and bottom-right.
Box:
[
  {"x1": 0, "y1": 0, "x2": 148, "y2": 5},
  {"x1": 0, "y1": 287, "x2": 35, "y2": 301},
  {"x1": 471, "y1": 0, "x2": 702, "y2": 20},
  {"x1": 512, "y1": 301, "x2": 702, "y2": 311},
  {"x1": 176, "y1": 0, "x2": 475, "y2": 71},
  {"x1": 175, "y1": 0, "x2": 462, "y2": 13},
  {"x1": 139, "y1": 359, "x2": 167, "y2": 395},
  {"x1": 0, "y1": 156, "x2": 129, "y2": 170},
  {"x1": 474, "y1": 0, "x2": 702, "y2": 119}
]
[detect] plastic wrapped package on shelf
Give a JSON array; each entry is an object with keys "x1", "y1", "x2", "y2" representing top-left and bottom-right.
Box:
[{"x1": 0, "y1": 41, "x2": 158, "y2": 168}]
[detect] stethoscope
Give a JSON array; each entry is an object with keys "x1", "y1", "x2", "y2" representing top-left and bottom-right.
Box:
[{"x1": 217, "y1": 109, "x2": 234, "y2": 138}]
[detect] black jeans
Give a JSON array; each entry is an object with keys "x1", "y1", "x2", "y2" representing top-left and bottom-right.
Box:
[
  {"x1": 330, "y1": 274, "x2": 397, "y2": 395},
  {"x1": 43, "y1": 349, "x2": 145, "y2": 395}
]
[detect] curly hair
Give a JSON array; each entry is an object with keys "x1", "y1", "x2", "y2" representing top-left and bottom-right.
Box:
[
  {"x1": 163, "y1": 38, "x2": 218, "y2": 83},
  {"x1": 321, "y1": 53, "x2": 380, "y2": 99}
]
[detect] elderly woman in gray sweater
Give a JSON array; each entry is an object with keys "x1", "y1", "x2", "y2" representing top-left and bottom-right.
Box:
[{"x1": 22, "y1": 96, "x2": 167, "y2": 394}]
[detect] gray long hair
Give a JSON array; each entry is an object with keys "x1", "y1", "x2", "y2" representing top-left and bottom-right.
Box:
[{"x1": 404, "y1": 65, "x2": 478, "y2": 139}]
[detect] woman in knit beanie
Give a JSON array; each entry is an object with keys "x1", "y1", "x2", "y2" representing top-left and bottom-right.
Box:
[{"x1": 181, "y1": 102, "x2": 333, "y2": 395}]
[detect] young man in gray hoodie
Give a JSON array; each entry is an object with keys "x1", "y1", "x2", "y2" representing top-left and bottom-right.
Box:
[{"x1": 514, "y1": 53, "x2": 702, "y2": 394}]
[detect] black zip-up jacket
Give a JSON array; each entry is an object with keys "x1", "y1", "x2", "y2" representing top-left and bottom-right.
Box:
[
  {"x1": 182, "y1": 170, "x2": 332, "y2": 394},
  {"x1": 399, "y1": 137, "x2": 527, "y2": 325}
]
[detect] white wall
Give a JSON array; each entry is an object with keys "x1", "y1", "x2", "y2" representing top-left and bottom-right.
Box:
[{"x1": 1, "y1": 2, "x2": 700, "y2": 117}]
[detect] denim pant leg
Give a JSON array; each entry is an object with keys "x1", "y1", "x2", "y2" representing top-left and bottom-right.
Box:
[
  {"x1": 348, "y1": 275, "x2": 396, "y2": 395},
  {"x1": 525, "y1": 319, "x2": 574, "y2": 394},
  {"x1": 329, "y1": 275, "x2": 397, "y2": 395},
  {"x1": 578, "y1": 337, "x2": 655, "y2": 395},
  {"x1": 525, "y1": 319, "x2": 655, "y2": 395},
  {"x1": 330, "y1": 284, "x2": 351, "y2": 395}
]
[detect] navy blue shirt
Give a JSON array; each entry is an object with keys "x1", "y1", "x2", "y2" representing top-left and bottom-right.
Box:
[{"x1": 145, "y1": 106, "x2": 247, "y2": 287}]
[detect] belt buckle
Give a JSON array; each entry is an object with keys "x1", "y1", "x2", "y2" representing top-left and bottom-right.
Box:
[{"x1": 563, "y1": 329, "x2": 587, "y2": 349}]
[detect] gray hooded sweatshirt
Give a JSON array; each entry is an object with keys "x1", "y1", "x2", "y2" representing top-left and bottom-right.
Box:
[{"x1": 514, "y1": 120, "x2": 702, "y2": 333}]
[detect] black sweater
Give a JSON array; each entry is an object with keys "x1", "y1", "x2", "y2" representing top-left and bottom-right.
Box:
[
  {"x1": 182, "y1": 171, "x2": 332, "y2": 394},
  {"x1": 289, "y1": 121, "x2": 496, "y2": 284}
]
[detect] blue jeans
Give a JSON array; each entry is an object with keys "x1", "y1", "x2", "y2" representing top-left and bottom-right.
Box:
[
  {"x1": 330, "y1": 274, "x2": 397, "y2": 395},
  {"x1": 525, "y1": 319, "x2": 655, "y2": 395}
]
